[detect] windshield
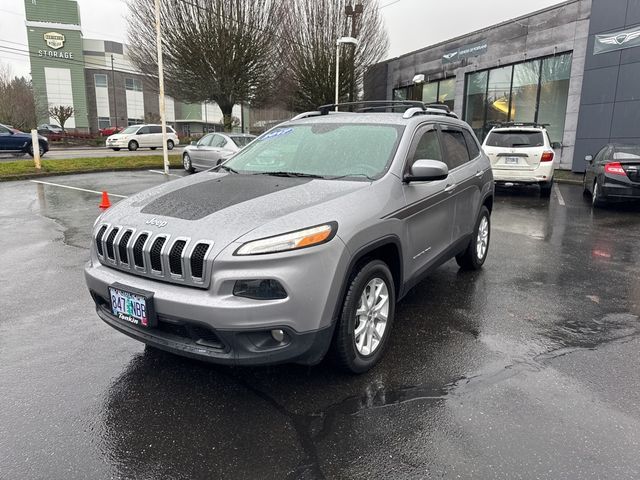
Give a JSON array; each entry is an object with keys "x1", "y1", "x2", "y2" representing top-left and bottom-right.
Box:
[
  {"x1": 486, "y1": 130, "x2": 544, "y2": 148},
  {"x1": 120, "y1": 126, "x2": 140, "y2": 134},
  {"x1": 224, "y1": 124, "x2": 403, "y2": 179},
  {"x1": 231, "y1": 136, "x2": 255, "y2": 148}
]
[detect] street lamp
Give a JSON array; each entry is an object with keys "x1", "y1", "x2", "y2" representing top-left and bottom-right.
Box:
[{"x1": 335, "y1": 36, "x2": 359, "y2": 111}]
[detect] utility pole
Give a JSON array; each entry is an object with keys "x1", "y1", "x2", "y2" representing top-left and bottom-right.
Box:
[
  {"x1": 110, "y1": 55, "x2": 118, "y2": 128},
  {"x1": 344, "y1": 2, "x2": 363, "y2": 103},
  {"x1": 154, "y1": 0, "x2": 170, "y2": 175}
]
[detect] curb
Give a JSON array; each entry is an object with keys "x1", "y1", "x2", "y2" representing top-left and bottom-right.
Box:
[
  {"x1": 0, "y1": 166, "x2": 178, "y2": 182},
  {"x1": 555, "y1": 178, "x2": 583, "y2": 185}
]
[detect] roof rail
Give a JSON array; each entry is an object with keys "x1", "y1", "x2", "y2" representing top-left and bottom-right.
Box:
[
  {"x1": 289, "y1": 111, "x2": 323, "y2": 121},
  {"x1": 489, "y1": 121, "x2": 550, "y2": 129},
  {"x1": 402, "y1": 106, "x2": 459, "y2": 119},
  {"x1": 318, "y1": 100, "x2": 426, "y2": 115}
]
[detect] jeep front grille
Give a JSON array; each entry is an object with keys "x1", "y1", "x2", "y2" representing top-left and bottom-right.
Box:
[{"x1": 94, "y1": 224, "x2": 213, "y2": 288}]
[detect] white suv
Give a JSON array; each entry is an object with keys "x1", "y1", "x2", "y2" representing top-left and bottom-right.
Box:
[
  {"x1": 106, "y1": 124, "x2": 179, "y2": 152},
  {"x1": 482, "y1": 123, "x2": 556, "y2": 197}
]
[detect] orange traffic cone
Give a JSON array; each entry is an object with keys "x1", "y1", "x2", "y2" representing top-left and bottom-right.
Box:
[{"x1": 99, "y1": 191, "x2": 111, "y2": 209}]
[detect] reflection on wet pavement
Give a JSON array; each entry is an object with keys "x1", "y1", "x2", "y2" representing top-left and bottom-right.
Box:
[{"x1": 1, "y1": 174, "x2": 640, "y2": 479}]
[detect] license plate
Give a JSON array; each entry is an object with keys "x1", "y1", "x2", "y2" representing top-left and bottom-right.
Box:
[
  {"x1": 505, "y1": 157, "x2": 520, "y2": 165},
  {"x1": 108, "y1": 283, "x2": 157, "y2": 328}
]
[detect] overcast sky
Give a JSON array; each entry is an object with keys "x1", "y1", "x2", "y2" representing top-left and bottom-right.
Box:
[{"x1": 1, "y1": 0, "x2": 565, "y2": 78}]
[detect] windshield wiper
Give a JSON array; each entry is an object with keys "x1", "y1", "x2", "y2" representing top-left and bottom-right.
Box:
[
  {"x1": 253, "y1": 171, "x2": 325, "y2": 179},
  {"x1": 217, "y1": 164, "x2": 239, "y2": 174},
  {"x1": 326, "y1": 173, "x2": 375, "y2": 181}
]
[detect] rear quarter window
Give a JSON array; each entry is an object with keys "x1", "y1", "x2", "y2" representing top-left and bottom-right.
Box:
[{"x1": 486, "y1": 130, "x2": 544, "y2": 148}]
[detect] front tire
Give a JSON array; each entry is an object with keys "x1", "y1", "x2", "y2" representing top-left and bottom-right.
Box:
[
  {"x1": 183, "y1": 153, "x2": 194, "y2": 173},
  {"x1": 128, "y1": 140, "x2": 138, "y2": 151},
  {"x1": 27, "y1": 143, "x2": 46, "y2": 157},
  {"x1": 456, "y1": 206, "x2": 490, "y2": 270},
  {"x1": 112, "y1": 147, "x2": 121, "y2": 151},
  {"x1": 331, "y1": 260, "x2": 395, "y2": 374},
  {"x1": 150, "y1": 147, "x2": 157, "y2": 150},
  {"x1": 167, "y1": 140, "x2": 174, "y2": 150}
]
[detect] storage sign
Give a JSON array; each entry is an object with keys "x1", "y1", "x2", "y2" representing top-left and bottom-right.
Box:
[{"x1": 43, "y1": 31, "x2": 65, "y2": 50}]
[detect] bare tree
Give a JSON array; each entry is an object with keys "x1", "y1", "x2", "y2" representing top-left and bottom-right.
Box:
[
  {"x1": 283, "y1": 0, "x2": 389, "y2": 112},
  {"x1": 48, "y1": 105, "x2": 74, "y2": 132},
  {"x1": 127, "y1": 0, "x2": 284, "y2": 131},
  {"x1": 0, "y1": 61, "x2": 37, "y2": 131}
]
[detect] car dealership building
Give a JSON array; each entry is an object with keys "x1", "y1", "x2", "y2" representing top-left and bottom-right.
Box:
[
  {"x1": 23, "y1": 0, "x2": 242, "y2": 136},
  {"x1": 365, "y1": 0, "x2": 640, "y2": 171}
]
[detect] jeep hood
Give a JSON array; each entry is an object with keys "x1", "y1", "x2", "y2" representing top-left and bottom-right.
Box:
[{"x1": 97, "y1": 171, "x2": 369, "y2": 253}]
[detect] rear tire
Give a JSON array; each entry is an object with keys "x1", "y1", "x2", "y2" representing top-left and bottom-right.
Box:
[
  {"x1": 540, "y1": 179, "x2": 553, "y2": 198},
  {"x1": 150, "y1": 147, "x2": 157, "y2": 150},
  {"x1": 331, "y1": 260, "x2": 395, "y2": 374},
  {"x1": 128, "y1": 140, "x2": 138, "y2": 151},
  {"x1": 456, "y1": 206, "x2": 490, "y2": 270},
  {"x1": 112, "y1": 148, "x2": 121, "y2": 151},
  {"x1": 592, "y1": 180, "x2": 605, "y2": 208}
]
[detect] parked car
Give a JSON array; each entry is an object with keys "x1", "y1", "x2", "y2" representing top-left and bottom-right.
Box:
[
  {"x1": 106, "y1": 124, "x2": 179, "y2": 151},
  {"x1": 38, "y1": 124, "x2": 63, "y2": 135},
  {"x1": 182, "y1": 133, "x2": 256, "y2": 172},
  {"x1": 0, "y1": 123, "x2": 49, "y2": 157},
  {"x1": 583, "y1": 144, "x2": 640, "y2": 207},
  {"x1": 482, "y1": 123, "x2": 559, "y2": 197},
  {"x1": 99, "y1": 125, "x2": 123, "y2": 137},
  {"x1": 85, "y1": 101, "x2": 494, "y2": 373}
]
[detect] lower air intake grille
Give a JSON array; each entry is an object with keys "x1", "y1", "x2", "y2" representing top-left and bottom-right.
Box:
[
  {"x1": 118, "y1": 230, "x2": 132, "y2": 264},
  {"x1": 105, "y1": 228, "x2": 119, "y2": 260},
  {"x1": 169, "y1": 240, "x2": 186, "y2": 275},
  {"x1": 190, "y1": 243, "x2": 209, "y2": 278},
  {"x1": 150, "y1": 237, "x2": 167, "y2": 271},
  {"x1": 133, "y1": 233, "x2": 149, "y2": 268},
  {"x1": 96, "y1": 225, "x2": 107, "y2": 256}
]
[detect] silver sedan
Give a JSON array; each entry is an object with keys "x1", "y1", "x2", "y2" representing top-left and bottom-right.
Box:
[{"x1": 182, "y1": 133, "x2": 256, "y2": 173}]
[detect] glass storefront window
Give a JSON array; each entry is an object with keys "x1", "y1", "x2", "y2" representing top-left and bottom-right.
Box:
[
  {"x1": 486, "y1": 65, "x2": 513, "y2": 128},
  {"x1": 538, "y1": 55, "x2": 572, "y2": 143},
  {"x1": 511, "y1": 60, "x2": 540, "y2": 124},
  {"x1": 463, "y1": 53, "x2": 572, "y2": 143},
  {"x1": 438, "y1": 78, "x2": 456, "y2": 111},
  {"x1": 464, "y1": 71, "x2": 488, "y2": 139},
  {"x1": 422, "y1": 82, "x2": 438, "y2": 103}
]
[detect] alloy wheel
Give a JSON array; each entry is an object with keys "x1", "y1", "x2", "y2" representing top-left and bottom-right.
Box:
[
  {"x1": 476, "y1": 215, "x2": 489, "y2": 260},
  {"x1": 354, "y1": 277, "x2": 389, "y2": 356}
]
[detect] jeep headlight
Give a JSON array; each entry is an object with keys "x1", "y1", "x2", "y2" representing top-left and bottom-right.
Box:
[{"x1": 235, "y1": 223, "x2": 337, "y2": 256}]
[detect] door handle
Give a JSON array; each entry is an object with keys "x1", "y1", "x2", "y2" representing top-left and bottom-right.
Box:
[
  {"x1": 475, "y1": 170, "x2": 484, "y2": 178},
  {"x1": 444, "y1": 183, "x2": 457, "y2": 193}
]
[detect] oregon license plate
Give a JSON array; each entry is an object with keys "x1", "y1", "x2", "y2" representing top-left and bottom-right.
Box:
[
  {"x1": 109, "y1": 284, "x2": 156, "y2": 328},
  {"x1": 505, "y1": 157, "x2": 520, "y2": 165}
]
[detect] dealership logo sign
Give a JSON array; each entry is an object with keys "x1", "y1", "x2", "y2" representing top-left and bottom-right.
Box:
[
  {"x1": 594, "y1": 25, "x2": 640, "y2": 54},
  {"x1": 43, "y1": 32, "x2": 65, "y2": 50},
  {"x1": 442, "y1": 40, "x2": 488, "y2": 64}
]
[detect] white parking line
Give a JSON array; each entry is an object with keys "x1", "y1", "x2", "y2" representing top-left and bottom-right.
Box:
[
  {"x1": 554, "y1": 182, "x2": 565, "y2": 206},
  {"x1": 148, "y1": 169, "x2": 181, "y2": 177},
  {"x1": 30, "y1": 180, "x2": 128, "y2": 198}
]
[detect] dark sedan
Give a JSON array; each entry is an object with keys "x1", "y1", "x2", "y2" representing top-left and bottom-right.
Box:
[
  {"x1": 583, "y1": 144, "x2": 640, "y2": 207},
  {"x1": 0, "y1": 123, "x2": 49, "y2": 157}
]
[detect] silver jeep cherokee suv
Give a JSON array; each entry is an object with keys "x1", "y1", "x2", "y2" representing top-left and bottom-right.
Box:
[{"x1": 84, "y1": 101, "x2": 494, "y2": 373}]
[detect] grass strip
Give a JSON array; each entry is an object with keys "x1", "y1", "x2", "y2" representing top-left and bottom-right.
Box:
[{"x1": 0, "y1": 155, "x2": 180, "y2": 181}]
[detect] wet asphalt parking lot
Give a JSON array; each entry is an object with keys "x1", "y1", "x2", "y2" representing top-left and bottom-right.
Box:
[{"x1": 1, "y1": 171, "x2": 640, "y2": 479}]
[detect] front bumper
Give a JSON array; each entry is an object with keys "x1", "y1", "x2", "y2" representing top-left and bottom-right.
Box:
[
  {"x1": 84, "y1": 237, "x2": 349, "y2": 366},
  {"x1": 106, "y1": 138, "x2": 130, "y2": 148}
]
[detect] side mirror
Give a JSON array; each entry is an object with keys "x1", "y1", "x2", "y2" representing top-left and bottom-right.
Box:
[
  {"x1": 551, "y1": 142, "x2": 562, "y2": 149},
  {"x1": 585, "y1": 155, "x2": 593, "y2": 162},
  {"x1": 190, "y1": 141, "x2": 196, "y2": 145},
  {"x1": 404, "y1": 159, "x2": 449, "y2": 183}
]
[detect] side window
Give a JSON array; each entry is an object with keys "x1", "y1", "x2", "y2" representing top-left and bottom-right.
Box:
[
  {"x1": 149, "y1": 126, "x2": 162, "y2": 134},
  {"x1": 211, "y1": 135, "x2": 227, "y2": 148},
  {"x1": 198, "y1": 134, "x2": 213, "y2": 146},
  {"x1": 137, "y1": 126, "x2": 150, "y2": 135},
  {"x1": 0, "y1": 125, "x2": 10, "y2": 134},
  {"x1": 594, "y1": 147, "x2": 608, "y2": 164},
  {"x1": 463, "y1": 130, "x2": 480, "y2": 159},
  {"x1": 167, "y1": 127, "x2": 175, "y2": 134},
  {"x1": 440, "y1": 127, "x2": 470, "y2": 169},
  {"x1": 406, "y1": 126, "x2": 441, "y2": 173}
]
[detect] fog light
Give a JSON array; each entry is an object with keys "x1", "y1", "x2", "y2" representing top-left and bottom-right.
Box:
[
  {"x1": 233, "y1": 279, "x2": 287, "y2": 300},
  {"x1": 271, "y1": 329, "x2": 285, "y2": 342}
]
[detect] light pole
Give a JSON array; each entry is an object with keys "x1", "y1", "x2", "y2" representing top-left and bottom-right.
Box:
[{"x1": 335, "y1": 36, "x2": 359, "y2": 111}]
